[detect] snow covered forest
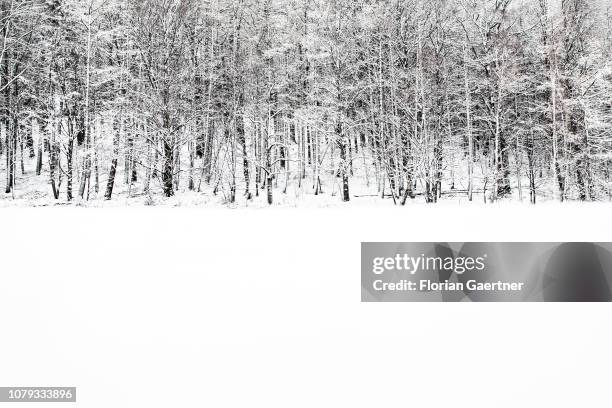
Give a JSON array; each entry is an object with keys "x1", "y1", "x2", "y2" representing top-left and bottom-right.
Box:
[{"x1": 1, "y1": 0, "x2": 612, "y2": 206}]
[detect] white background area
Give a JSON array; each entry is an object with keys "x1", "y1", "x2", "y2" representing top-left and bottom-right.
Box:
[{"x1": 0, "y1": 204, "x2": 610, "y2": 408}]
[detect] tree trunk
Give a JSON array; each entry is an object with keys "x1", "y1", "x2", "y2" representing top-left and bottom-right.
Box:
[{"x1": 104, "y1": 119, "x2": 121, "y2": 200}]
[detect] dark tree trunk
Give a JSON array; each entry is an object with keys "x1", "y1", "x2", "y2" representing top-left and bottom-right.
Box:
[
  {"x1": 66, "y1": 136, "x2": 74, "y2": 201},
  {"x1": 36, "y1": 135, "x2": 43, "y2": 176},
  {"x1": 204, "y1": 121, "x2": 214, "y2": 184},
  {"x1": 5, "y1": 121, "x2": 15, "y2": 194},
  {"x1": 188, "y1": 141, "x2": 195, "y2": 191},
  {"x1": 337, "y1": 123, "x2": 350, "y2": 202},
  {"x1": 162, "y1": 139, "x2": 174, "y2": 197},
  {"x1": 104, "y1": 122, "x2": 121, "y2": 200},
  {"x1": 526, "y1": 132, "x2": 536, "y2": 205},
  {"x1": 497, "y1": 132, "x2": 512, "y2": 197},
  {"x1": 26, "y1": 126, "x2": 35, "y2": 158},
  {"x1": 266, "y1": 146, "x2": 273, "y2": 205},
  {"x1": 46, "y1": 138, "x2": 59, "y2": 200},
  {"x1": 237, "y1": 115, "x2": 250, "y2": 199}
]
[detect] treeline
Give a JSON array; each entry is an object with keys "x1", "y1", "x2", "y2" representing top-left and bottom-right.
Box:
[{"x1": 2, "y1": 0, "x2": 612, "y2": 204}]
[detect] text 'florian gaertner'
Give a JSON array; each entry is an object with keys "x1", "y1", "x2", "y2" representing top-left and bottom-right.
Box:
[{"x1": 371, "y1": 254, "x2": 526, "y2": 292}]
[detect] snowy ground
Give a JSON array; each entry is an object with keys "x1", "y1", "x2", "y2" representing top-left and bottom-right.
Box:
[
  {"x1": 0, "y1": 170, "x2": 399, "y2": 208},
  {"x1": 0, "y1": 146, "x2": 602, "y2": 208}
]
